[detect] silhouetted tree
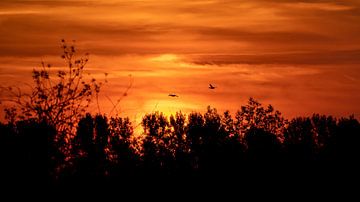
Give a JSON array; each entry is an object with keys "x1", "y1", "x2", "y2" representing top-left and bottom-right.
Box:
[
  {"x1": 201, "y1": 107, "x2": 228, "y2": 172},
  {"x1": 74, "y1": 113, "x2": 95, "y2": 158},
  {"x1": 0, "y1": 40, "x2": 105, "y2": 148},
  {"x1": 169, "y1": 112, "x2": 190, "y2": 173},
  {"x1": 71, "y1": 113, "x2": 96, "y2": 180},
  {"x1": 235, "y1": 97, "x2": 287, "y2": 138},
  {"x1": 0, "y1": 40, "x2": 108, "y2": 182},
  {"x1": 245, "y1": 127, "x2": 282, "y2": 162},
  {"x1": 284, "y1": 117, "x2": 317, "y2": 162},
  {"x1": 222, "y1": 110, "x2": 237, "y2": 138},
  {"x1": 333, "y1": 116, "x2": 360, "y2": 163},
  {"x1": 311, "y1": 114, "x2": 337, "y2": 159},
  {"x1": 0, "y1": 119, "x2": 60, "y2": 184},
  {"x1": 108, "y1": 116, "x2": 138, "y2": 177},
  {"x1": 71, "y1": 114, "x2": 111, "y2": 180},
  {"x1": 220, "y1": 110, "x2": 245, "y2": 171},
  {"x1": 141, "y1": 112, "x2": 174, "y2": 174},
  {"x1": 0, "y1": 122, "x2": 18, "y2": 183},
  {"x1": 93, "y1": 115, "x2": 111, "y2": 178},
  {"x1": 186, "y1": 112, "x2": 205, "y2": 171}
]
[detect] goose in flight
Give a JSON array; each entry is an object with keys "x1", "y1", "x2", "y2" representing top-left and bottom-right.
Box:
[
  {"x1": 168, "y1": 93, "x2": 179, "y2": 97},
  {"x1": 209, "y1": 84, "x2": 216, "y2": 89}
]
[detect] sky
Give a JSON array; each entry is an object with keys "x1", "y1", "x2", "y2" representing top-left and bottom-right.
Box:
[{"x1": 0, "y1": 0, "x2": 360, "y2": 125}]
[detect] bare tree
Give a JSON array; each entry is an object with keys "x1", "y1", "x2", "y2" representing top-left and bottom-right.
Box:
[{"x1": 0, "y1": 39, "x2": 105, "y2": 139}]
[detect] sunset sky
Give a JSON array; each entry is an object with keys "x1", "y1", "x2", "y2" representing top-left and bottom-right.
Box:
[{"x1": 1, "y1": 0, "x2": 360, "y2": 125}]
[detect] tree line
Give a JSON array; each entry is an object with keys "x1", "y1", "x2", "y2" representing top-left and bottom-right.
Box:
[{"x1": 1, "y1": 99, "x2": 359, "y2": 187}]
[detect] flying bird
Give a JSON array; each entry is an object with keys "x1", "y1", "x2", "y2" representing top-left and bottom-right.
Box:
[
  {"x1": 168, "y1": 93, "x2": 179, "y2": 97},
  {"x1": 209, "y1": 84, "x2": 216, "y2": 89}
]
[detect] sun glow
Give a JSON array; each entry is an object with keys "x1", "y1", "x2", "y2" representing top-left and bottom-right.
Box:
[{"x1": 149, "y1": 54, "x2": 180, "y2": 62}]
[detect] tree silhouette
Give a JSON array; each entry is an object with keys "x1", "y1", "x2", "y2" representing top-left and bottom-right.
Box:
[
  {"x1": 235, "y1": 97, "x2": 287, "y2": 139},
  {"x1": 0, "y1": 40, "x2": 108, "y2": 178},
  {"x1": 108, "y1": 116, "x2": 138, "y2": 178},
  {"x1": 245, "y1": 127, "x2": 282, "y2": 162},
  {"x1": 0, "y1": 119, "x2": 61, "y2": 185},
  {"x1": 169, "y1": 112, "x2": 190, "y2": 174},
  {"x1": 93, "y1": 115, "x2": 111, "y2": 177},
  {"x1": 141, "y1": 112, "x2": 174, "y2": 174},
  {"x1": 186, "y1": 112, "x2": 205, "y2": 171},
  {"x1": 333, "y1": 116, "x2": 360, "y2": 163},
  {"x1": 71, "y1": 114, "x2": 112, "y2": 181},
  {"x1": 311, "y1": 114, "x2": 337, "y2": 159},
  {"x1": 0, "y1": 40, "x2": 104, "y2": 140},
  {"x1": 201, "y1": 107, "x2": 229, "y2": 172},
  {"x1": 284, "y1": 117, "x2": 317, "y2": 162},
  {"x1": 71, "y1": 113, "x2": 96, "y2": 180},
  {"x1": 220, "y1": 110, "x2": 245, "y2": 172}
]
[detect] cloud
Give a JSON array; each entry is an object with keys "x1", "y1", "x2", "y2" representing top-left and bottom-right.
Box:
[
  {"x1": 192, "y1": 26, "x2": 332, "y2": 46},
  {"x1": 0, "y1": 0, "x2": 93, "y2": 7},
  {"x1": 0, "y1": 0, "x2": 360, "y2": 57},
  {"x1": 0, "y1": 14, "x2": 174, "y2": 57},
  {"x1": 189, "y1": 50, "x2": 360, "y2": 65}
]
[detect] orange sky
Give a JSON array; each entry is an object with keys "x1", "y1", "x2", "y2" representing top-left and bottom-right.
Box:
[{"x1": 1, "y1": 0, "x2": 360, "y2": 125}]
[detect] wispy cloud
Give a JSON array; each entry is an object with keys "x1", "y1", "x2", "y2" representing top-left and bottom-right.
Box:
[{"x1": 189, "y1": 50, "x2": 360, "y2": 65}]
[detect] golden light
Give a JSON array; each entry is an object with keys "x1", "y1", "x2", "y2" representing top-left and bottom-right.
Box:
[{"x1": 149, "y1": 54, "x2": 180, "y2": 63}]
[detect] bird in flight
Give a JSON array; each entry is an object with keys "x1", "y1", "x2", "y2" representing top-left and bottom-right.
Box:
[
  {"x1": 209, "y1": 84, "x2": 216, "y2": 89},
  {"x1": 168, "y1": 93, "x2": 179, "y2": 97}
]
